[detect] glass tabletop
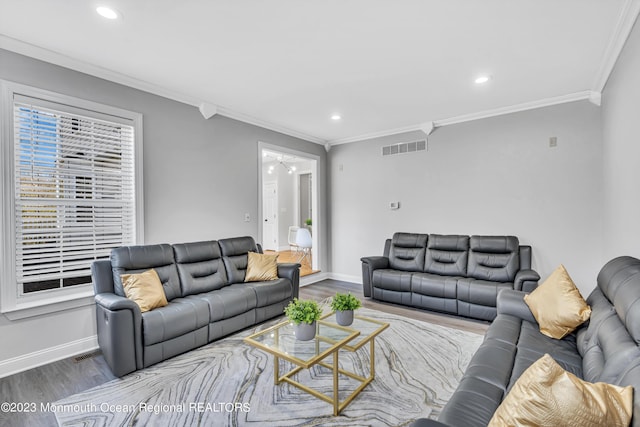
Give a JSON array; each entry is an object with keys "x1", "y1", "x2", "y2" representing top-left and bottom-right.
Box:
[
  {"x1": 319, "y1": 312, "x2": 390, "y2": 351},
  {"x1": 244, "y1": 320, "x2": 360, "y2": 368}
]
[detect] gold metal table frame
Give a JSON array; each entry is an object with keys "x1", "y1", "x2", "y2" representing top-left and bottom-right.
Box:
[{"x1": 243, "y1": 312, "x2": 390, "y2": 415}]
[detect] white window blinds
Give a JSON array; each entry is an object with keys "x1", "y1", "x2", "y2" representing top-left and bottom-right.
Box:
[{"x1": 13, "y1": 96, "x2": 136, "y2": 294}]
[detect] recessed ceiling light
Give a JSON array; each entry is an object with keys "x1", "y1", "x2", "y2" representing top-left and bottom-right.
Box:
[
  {"x1": 96, "y1": 6, "x2": 119, "y2": 20},
  {"x1": 474, "y1": 75, "x2": 491, "y2": 84},
  {"x1": 331, "y1": 114, "x2": 341, "y2": 121}
]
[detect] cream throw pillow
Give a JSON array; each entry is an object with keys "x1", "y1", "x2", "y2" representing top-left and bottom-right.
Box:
[
  {"x1": 524, "y1": 264, "x2": 591, "y2": 339},
  {"x1": 489, "y1": 354, "x2": 633, "y2": 427},
  {"x1": 121, "y1": 268, "x2": 168, "y2": 313},
  {"x1": 245, "y1": 252, "x2": 279, "y2": 282}
]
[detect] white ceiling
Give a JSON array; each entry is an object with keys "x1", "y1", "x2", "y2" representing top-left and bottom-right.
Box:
[{"x1": 1, "y1": 1, "x2": 638, "y2": 146}]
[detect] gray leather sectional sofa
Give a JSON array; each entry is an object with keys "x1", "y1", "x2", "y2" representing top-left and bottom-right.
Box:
[
  {"x1": 361, "y1": 233, "x2": 540, "y2": 321},
  {"x1": 413, "y1": 256, "x2": 640, "y2": 427},
  {"x1": 91, "y1": 236, "x2": 300, "y2": 377}
]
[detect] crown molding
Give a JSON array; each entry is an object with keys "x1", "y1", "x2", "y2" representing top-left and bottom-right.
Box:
[
  {"x1": 329, "y1": 91, "x2": 594, "y2": 145},
  {"x1": 328, "y1": 123, "x2": 426, "y2": 146},
  {"x1": 0, "y1": 34, "x2": 325, "y2": 145},
  {"x1": 0, "y1": 35, "x2": 203, "y2": 106},
  {"x1": 591, "y1": 0, "x2": 640, "y2": 92},
  {"x1": 435, "y1": 91, "x2": 594, "y2": 127},
  {"x1": 215, "y1": 106, "x2": 326, "y2": 144}
]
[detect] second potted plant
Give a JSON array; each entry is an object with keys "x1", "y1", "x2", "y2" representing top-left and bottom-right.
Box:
[
  {"x1": 284, "y1": 298, "x2": 322, "y2": 341},
  {"x1": 330, "y1": 292, "x2": 362, "y2": 326}
]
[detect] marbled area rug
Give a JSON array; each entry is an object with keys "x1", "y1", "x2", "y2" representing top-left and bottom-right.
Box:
[{"x1": 54, "y1": 308, "x2": 484, "y2": 427}]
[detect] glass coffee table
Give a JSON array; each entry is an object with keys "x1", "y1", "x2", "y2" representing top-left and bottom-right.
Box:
[{"x1": 244, "y1": 312, "x2": 389, "y2": 415}]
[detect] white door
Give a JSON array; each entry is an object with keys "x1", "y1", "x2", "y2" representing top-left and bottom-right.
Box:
[{"x1": 262, "y1": 182, "x2": 278, "y2": 251}]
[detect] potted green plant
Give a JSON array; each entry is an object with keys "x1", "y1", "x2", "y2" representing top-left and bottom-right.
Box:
[
  {"x1": 284, "y1": 298, "x2": 322, "y2": 341},
  {"x1": 330, "y1": 292, "x2": 362, "y2": 326}
]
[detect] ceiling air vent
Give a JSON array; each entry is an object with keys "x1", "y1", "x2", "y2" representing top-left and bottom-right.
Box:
[{"x1": 382, "y1": 140, "x2": 426, "y2": 156}]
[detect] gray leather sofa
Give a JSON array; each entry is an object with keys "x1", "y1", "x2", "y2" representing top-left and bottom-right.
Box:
[
  {"x1": 361, "y1": 233, "x2": 540, "y2": 321},
  {"x1": 91, "y1": 236, "x2": 300, "y2": 377},
  {"x1": 412, "y1": 256, "x2": 640, "y2": 427}
]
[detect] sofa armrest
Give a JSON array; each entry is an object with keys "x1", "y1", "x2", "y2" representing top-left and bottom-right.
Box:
[
  {"x1": 277, "y1": 263, "x2": 301, "y2": 298},
  {"x1": 94, "y1": 292, "x2": 143, "y2": 377},
  {"x1": 95, "y1": 292, "x2": 139, "y2": 311},
  {"x1": 514, "y1": 269, "x2": 540, "y2": 292},
  {"x1": 497, "y1": 289, "x2": 537, "y2": 324},
  {"x1": 361, "y1": 256, "x2": 389, "y2": 297},
  {"x1": 92, "y1": 259, "x2": 116, "y2": 294}
]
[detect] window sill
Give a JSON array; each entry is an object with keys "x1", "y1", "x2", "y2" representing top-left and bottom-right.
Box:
[{"x1": 1, "y1": 288, "x2": 95, "y2": 320}]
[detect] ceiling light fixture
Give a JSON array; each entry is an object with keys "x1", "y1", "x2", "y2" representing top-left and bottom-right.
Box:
[
  {"x1": 474, "y1": 75, "x2": 491, "y2": 84},
  {"x1": 266, "y1": 160, "x2": 296, "y2": 175},
  {"x1": 96, "y1": 6, "x2": 120, "y2": 20},
  {"x1": 331, "y1": 114, "x2": 342, "y2": 121}
]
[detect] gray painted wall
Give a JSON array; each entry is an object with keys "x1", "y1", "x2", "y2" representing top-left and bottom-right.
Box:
[
  {"x1": 602, "y1": 16, "x2": 640, "y2": 262},
  {"x1": 328, "y1": 101, "x2": 603, "y2": 296},
  {"x1": 0, "y1": 48, "x2": 327, "y2": 370}
]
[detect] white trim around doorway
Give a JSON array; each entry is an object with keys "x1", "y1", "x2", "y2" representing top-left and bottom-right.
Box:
[{"x1": 257, "y1": 142, "x2": 321, "y2": 272}]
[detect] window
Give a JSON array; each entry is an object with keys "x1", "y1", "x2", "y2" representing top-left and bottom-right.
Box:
[{"x1": 1, "y1": 81, "x2": 143, "y2": 316}]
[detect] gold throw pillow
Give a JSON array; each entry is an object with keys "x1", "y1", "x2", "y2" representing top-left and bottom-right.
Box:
[
  {"x1": 245, "y1": 251, "x2": 279, "y2": 282},
  {"x1": 524, "y1": 264, "x2": 591, "y2": 339},
  {"x1": 489, "y1": 354, "x2": 633, "y2": 427},
  {"x1": 121, "y1": 268, "x2": 168, "y2": 313}
]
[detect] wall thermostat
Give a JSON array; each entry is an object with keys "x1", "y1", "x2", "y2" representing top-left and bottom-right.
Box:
[{"x1": 389, "y1": 202, "x2": 400, "y2": 210}]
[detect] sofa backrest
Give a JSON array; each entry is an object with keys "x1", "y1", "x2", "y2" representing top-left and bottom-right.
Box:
[
  {"x1": 424, "y1": 234, "x2": 469, "y2": 276},
  {"x1": 388, "y1": 232, "x2": 428, "y2": 272},
  {"x1": 466, "y1": 236, "x2": 520, "y2": 282},
  {"x1": 576, "y1": 256, "x2": 640, "y2": 424},
  {"x1": 173, "y1": 240, "x2": 228, "y2": 296},
  {"x1": 219, "y1": 236, "x2": 260, "y2": 284},
  {"x1": 110, "y1": 244, "x2": 182, "y2": 301}
]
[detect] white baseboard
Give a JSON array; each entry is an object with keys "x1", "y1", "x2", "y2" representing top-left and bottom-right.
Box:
[
  {"x1": 300, "y1": 272, "x2": 330, "y2": 287},
  {"x1": 299, "y1": 272, "x2": 362, "y2": 287},
  {"x1": 0, "y1": 335, "x2": 98, "y2": 379},
  {"x1": 328, "y1": 272, "x2": 363, "y2": 284}
]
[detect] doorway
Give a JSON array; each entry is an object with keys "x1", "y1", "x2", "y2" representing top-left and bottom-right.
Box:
[
  {"x1": 262, "y1": 182, "x2": 278, "y2": 251},
  {"x1": 258, "y1": 143, "x2": 320, "y2": 273}
]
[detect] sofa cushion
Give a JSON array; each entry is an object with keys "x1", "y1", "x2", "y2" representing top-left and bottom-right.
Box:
[
  {"x1": 424, "y1": 234, "x2": 469, "y2": 276},
  {"x1": 595, "y1": 256, "x2": 640, "y2": 343},
  {"x1": 243, "y1": 278, "x2": 292, "y2": 307},
  {"x1": 509, "y1": 320, "x2": 583, "y2": 387},
  {"x1": 457, "y1": 278, "x2": 513, "y2": 307},
  {"x1": 173, "y1": 240, "x2": 227, "y2": 296},
  {"x1": 121, "y1": 269, "x2": 168, "y2": 313},
  {"x1": 467, "y1": 236, "x2": 519, "y2": 282},
  {"x1": 489, "y1": 354, "x2": 633, "y2": 427},
  {"x1": 388, "y1": 232, "x2": 428, "y2": 272},
  {"x1": 524, "y1": 264, "x2": 591, "y2": 339},
  {"x1": 188, "y1": 283, "x2": 257, "y2": 322},
  {"x1": 438, "y1": 376, "x2": 505, "y2": 427},
  {"x1": 372, "y1": 269, "x2": 412, "y2": 293},
  {"x1": 411, "y1": 272, "x2": 457, "y2": 299},
  {"x1": 111, "y1": 244, "x2": 182, "y2": 301},
  {"x1": 141, "y1": 296, "x2": 210, "y2": 345},
  {"x1": 410, "y1": 272, "x2": 459, "y2": 313},
  {"x1": 219, "y1": 236, "x2": 259, "y2": 283},
  {"x1": 245, "y1": 251, "x2": 279, "y2": 282}
]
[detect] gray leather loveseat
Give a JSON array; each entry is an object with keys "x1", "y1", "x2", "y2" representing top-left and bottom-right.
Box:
[
  {"x1": 91, "y1": 236, "x2": 300, "y2": 377},
  {"x1": 361, "y1": 233, "x2": 540, "y2": 321},
  {"x1": 413, "y1": 256, "x2": 640, "y2": 427}
]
